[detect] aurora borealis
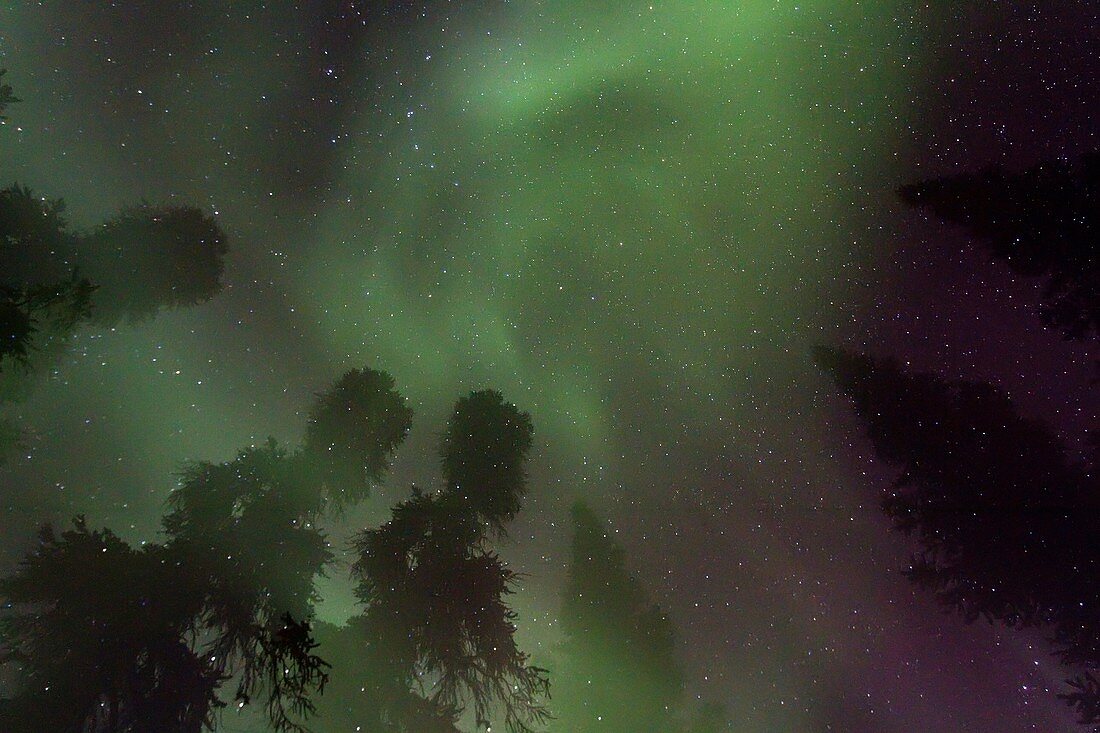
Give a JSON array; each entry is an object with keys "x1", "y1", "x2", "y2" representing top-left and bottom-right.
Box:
[{"x1": 1, "y1": 2, "x2": 1097, "y2": 731}]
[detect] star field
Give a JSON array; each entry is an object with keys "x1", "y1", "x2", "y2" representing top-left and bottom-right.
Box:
[{"x1": 0, "y1": 2, "x2": 1096, "y2": 731}]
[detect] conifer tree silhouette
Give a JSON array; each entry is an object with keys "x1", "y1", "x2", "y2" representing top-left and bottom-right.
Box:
[
  {"x1": 816, "y1": 346, "x2": 1100, "y2": 728},
  {"x1": 0, "y1": 374, "x2": 549, "y2": 733},
  {"x1": 0, "y1": 367, "x2": 408, "y2": 732},
  {"x1": 0, "y1": 71, "x2": 228, "y2": 463},
  {"x1": 550, "y1": 502, "x2": 682, "y2": 733},
  {"x1": 899, "y1": 152, "x2": 1099, "y2": 341},
  {"x1": 312, "y1": 390, "x2": 550, "y2": 733},
  {"x1": 819, "y1": 149, "x2": 1100, "y2": 728}
]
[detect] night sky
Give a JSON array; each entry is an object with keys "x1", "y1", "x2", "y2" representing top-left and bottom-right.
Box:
[{"x1": 1, "y1": 2, "x2": 1097, "y2": 731}]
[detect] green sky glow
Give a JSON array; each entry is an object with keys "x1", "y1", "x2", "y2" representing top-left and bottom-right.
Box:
[
  {"x1": 302, "y1": 1, "x2": 919, "y2": 481},
  {"x1": 1, "y1": 2, "x2": 972, "y2": 730}
]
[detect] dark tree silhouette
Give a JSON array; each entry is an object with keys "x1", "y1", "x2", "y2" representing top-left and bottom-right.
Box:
[
  {"x1": 815, "y1": 346, "x2": 1100, "y2": 727},
  {"x1": 76, "y1": 204, "x2": 228, "y2": 325},
  {"x1": 440, "y1": 390, "x2": 534, "y2": 533},
  {"x1": 0, "y1": 74, "x2": 228, "y2": 471},
  {"x1": 310, "y1": 614, "x2": 469, "y2": 733},
  {"x1": 0, "y1": 518, "x2": 220, "y2": 733},
  {"x1": 312, "y1": 390, "x2": 549, "y2": 733},
  {"x1": 0, "y1": 374, "x2": 549, "y2": 733},
  {"x1": 163, "y1": 441, "x2": 335, "y2": 732},
  {"x1": 1, "y1": 73, "x2": 548, "y2": 733},
  {"x1": 302, "y1": 367, "x2": 413, "y2": 511},
  {"x1": 899, "y1": 152, "x2": 1100, "y2": 340},
  {"x1": 0, "y1": 70, "x2": 16, "y2": 120},
  {"x1": 0, "y1": 186, "x2": 93, "y2": 374},
  {"x1": 550, "y1": 502, "x2": 683, "y2": 733},
  {"x1": 0, "y1": 185, "x2": 72, "y2": 287},
  {"x1": 0, "y1": 366, "x2": 413, "y2": 732},
  {"x1": 0, "y1": 72, "x2": 227, "y2": 377},
  {"x1": 0, "y1": 188, "x2": 227, "y2": 375}
]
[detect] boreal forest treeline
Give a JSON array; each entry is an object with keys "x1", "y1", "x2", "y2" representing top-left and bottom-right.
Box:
[{"x1": 818, "y1": 151, "x2": 1100, "y2": 728}]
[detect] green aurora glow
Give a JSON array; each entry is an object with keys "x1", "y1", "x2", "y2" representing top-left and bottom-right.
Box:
[
  {"x1": 302, "y1": 1, "x2": 920, "y2": 472},
  {"x1": 13, "y1": 3, "x2": 1067, "y2": 731}
]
